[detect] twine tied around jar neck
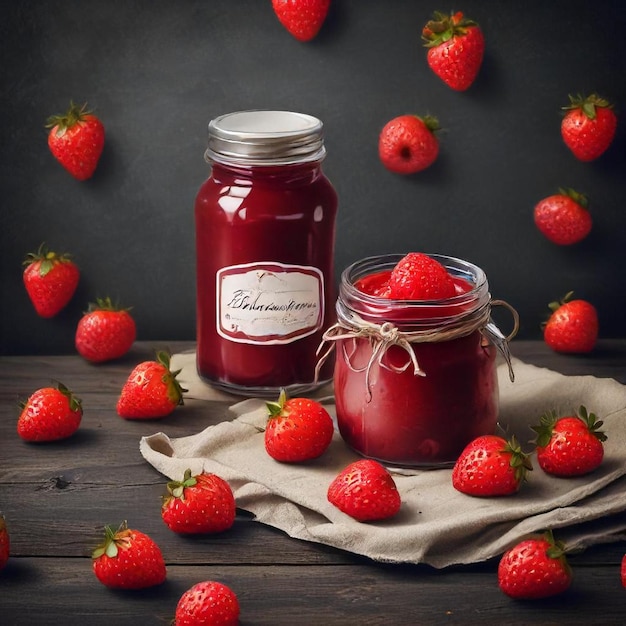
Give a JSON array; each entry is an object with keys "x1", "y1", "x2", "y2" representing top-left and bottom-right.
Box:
[{"x1": 315, "y1": 299, "x2": 519, "y2": 402}]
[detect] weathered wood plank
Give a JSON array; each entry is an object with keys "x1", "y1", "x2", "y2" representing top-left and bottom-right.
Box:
[{"x1": 1, "y1": 560, "x2": 626, "y2": 626}]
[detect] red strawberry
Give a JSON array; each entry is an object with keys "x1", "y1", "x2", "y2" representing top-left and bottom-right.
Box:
[
  {"x1": 46, "y1": 101, "x2": 105, "y2": 180},
  {"x1": 387, "y1": 252, "x2": 456, "y2": 300},
  {"x1": 378, "y1": 114, "x2": 440, "y2": 174},
  {"x1": 452, "y1": 435, "x2": 532, "y2": 497},
  {"x1": 92, "y1": 521, "x2": 166, "y2": 590},
  {"x1": 533, "y1": 188, "x2": 592, "y2": 245},
  {"x1": 327, "y1": 459, "x2": 401, "y2": 522},
  {"x1": 561, "y1": 93, "x2": 617, "y2": 161},
  {"x1": 22, "y1": 243, "x2": 80, "y2": 318},
  {"x1": 161, "y1": 469, "x2": 236, "y2": 535},
  {"x1": 175, "y1": 580, "x2": 240, "y2": 626},
  {"x1": 0, "y1": 515, "x2": 9, "y2": 572},
  {"x1": 17, "y1": 382, "x2": 83, "y2": 442},
  {"x1": 422, "y1": 11, "x2": 485, "y2": 91},
  {"x1": 116, "y1": 351, "x2": 186, "y2": 419},
  {"x1": 265, "y1": 389, "x2": 334, "y2": 462},
  {"x1": 621, "y1": 554, "x2": 626, "y2": 588},
  {"x1": 498, "y1": 530, "x2": 572, "y2": 599},
  {"x1": 532, "y1": 406, "x2": 606, "y2": 477},
  {"x1": 75, "y1": 297, "x2": 136, "y2": 363},
  {"x1": 271, "y1": 0, "x2": 330, "y2": 42},
  {"x1": 542, "y1": 292, "x2": 598, "y2": 354}
]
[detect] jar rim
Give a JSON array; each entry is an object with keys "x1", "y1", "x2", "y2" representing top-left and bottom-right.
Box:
[
  {"x1": 341, "y1": 253, "x2": 488, "y2": 302},
  {"x1": 205, "y1": 110, "x2": 327, "y2": 167}
]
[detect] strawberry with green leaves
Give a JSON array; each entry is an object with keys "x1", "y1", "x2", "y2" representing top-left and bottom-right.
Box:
[
  {"x1": 422, "y1": 11, "x2": 485, "y2": 91},
  {"x1": 162, "y1": 469, "x2": 236, "y2": 535},
  {"x1": 23, "y1": 243, "x2": 80, "y2": 318},
  {"x1": 117, "y1": 351, "x2": 186, "y2": 419},
  {"x1": 0, "y1": 515, "x2": 9, "y2": 572},
  {"x1": 327, "y1": 459, "x2": 401, "y2": 522},
  {"x1": 75, "y1": 297, "x2": 136, "y2": 363},
  {"x1": 265, "y1": 389, "x2": 334, "y2": 462},
  {"x1": 17, "y1": 382, "x2": 83, "y2": 442},
  {"x1": 378, "y1": 114, "x2": 440, "y2": 174},
  {"x1": 532, "y1": 406, "x2": 606, "y2": 477},
  {"x1": 272, "y1": 0, "x2": 330, "y2": 42},
  {"x1": 561, "y1": 93, "x2": 617, "y2": 161},
  {"x1": 452, "y1": 435, "x2": 532, "y2": 497},
  {"x1": 92, "y1": 521, "x2": 166, "y2": 589},
  {"x1": 47, "y1": 101, "x2": 105, "y2": 180},
  {"x1": 175, "y1": 580, "x2": 240, "y2": 626},
  {"x1": 387, "y1": 252, "x2": 456, "y2": 300},
  {"x1": 498, "y1": 530, "x2": 572, "y2": 599},
  {"x1": 543, "y1": 292, "x2": 598, "y2": 354},
  {"x1": 533, "y1": 188, "x2": 592, "y2": 245}
]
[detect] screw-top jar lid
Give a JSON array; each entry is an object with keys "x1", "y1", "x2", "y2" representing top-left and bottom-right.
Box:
[{"x1": 205, "y1": 110, "x2": 327, "y2": 166}]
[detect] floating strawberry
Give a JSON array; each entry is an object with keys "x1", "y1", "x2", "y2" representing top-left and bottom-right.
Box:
[
  {"x1": 327, "y1": 459, "x2": 401, "y2": 522},
  {"x1": 92, "y1": 521, "x2": 166, "y2": 590},
  {"x1": 533, "y1": 188, "x2": 592, "y2": 245},
  {"x1": 387, "y1": 252, "x2": 456, "y2": 300},
  {"x1": 17, "y1": 382, "x2": 83, "y2": 442},
  {"x1": 161, "y1": 468, "x2": 236, "y2": 535},
  {"x1": 452, "y1": 435, "x2": 532, "y2": 497},
  {"x1": 561, "y1": 93, "x2": 617, "y2": 161},
  {"x1": 46, "y1": 101, "x2": 105, "y2": 180},
  {"x1": 22, "y1": 243, "x2": 80, "y2": 318},
  {"x1": 265, "y1": 389, "x2": 334, "y2": 462},
  {"x1": 378, "y1": 114, "x2": 440, "y2": 174},
  {"x1": 498, "y1": 530, "x2": 572, "y2": 599},
  {"x1": 271, "y1": 0, "x2": 330, "y2": 42},
  {"x1": 422, "y1": 11, "x2": 485, "y2": 91},
  {"x1": 542, "y1": 292, "x2": 598, "y2": 354},
  {"x1": 75, "y1": 297, "x2": 136, "y2": 363},
  {"x1": 532, "y1": 406, "x2": 606, "y2": 477},
  {"x1": 0, "y1": 515, "x2": 9, "y2": 572},
  {"x1": 174, "y1": 580, "x2": 240, "y2": 626},
  {"x1": 116, "y1": 351, "x2": 186, "y2": 419}
]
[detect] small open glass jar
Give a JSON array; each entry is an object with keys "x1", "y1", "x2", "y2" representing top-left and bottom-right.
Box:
[{"x1": 317, "y1": 253, "x2": 517, "y2": 468}]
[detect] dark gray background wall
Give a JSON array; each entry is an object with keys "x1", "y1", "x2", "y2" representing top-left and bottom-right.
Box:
[{"x1": 2, "y1": 0, "x2": 626, "y2": 355}]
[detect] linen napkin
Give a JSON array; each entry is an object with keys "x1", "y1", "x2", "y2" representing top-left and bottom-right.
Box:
[{"x1": 140, "y1": 352, "x2": 626, "y2": 568}]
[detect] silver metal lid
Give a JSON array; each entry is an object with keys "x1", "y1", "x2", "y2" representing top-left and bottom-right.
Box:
[{"x1": 205, "y1": 110, "x2": 327, "y2": 166}]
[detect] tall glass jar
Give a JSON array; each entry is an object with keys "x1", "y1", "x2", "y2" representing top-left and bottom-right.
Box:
[
  {"x1": 195, "y1": 110, "x2": 338, "y2": 396},
  {"x1": 317, "y1": 254, "x2": 517, "y2": 468}
]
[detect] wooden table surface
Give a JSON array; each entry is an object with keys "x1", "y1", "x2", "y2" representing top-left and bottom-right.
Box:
[{"x1": 1, "y1": 340, "x2": 625, "y2": 625}]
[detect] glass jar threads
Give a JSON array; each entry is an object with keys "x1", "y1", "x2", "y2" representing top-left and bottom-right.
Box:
[
  {"x1": 317, "y1": 253, "x2": 517, "y2": 468},
  {"x1": 195, "y1": 110, "x2": 338, "y2": 396}
]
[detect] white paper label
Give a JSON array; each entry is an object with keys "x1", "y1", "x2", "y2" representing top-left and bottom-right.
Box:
[{"x1": 216, "y1": 262, "x2": 324, "y2": 345}]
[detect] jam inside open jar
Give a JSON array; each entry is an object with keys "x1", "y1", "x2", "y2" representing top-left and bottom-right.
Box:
[{"x1": 318, "y1": 254, "x2": 516, "y2": 468}]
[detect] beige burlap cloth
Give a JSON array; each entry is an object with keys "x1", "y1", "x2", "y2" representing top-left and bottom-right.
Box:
[{"x1": 140, "y1": 352, "x2": 626, "y2": 568}]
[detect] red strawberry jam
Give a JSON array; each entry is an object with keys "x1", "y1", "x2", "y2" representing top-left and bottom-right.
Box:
[
  {"x1": 327, "y1": 253, "x2": 503, "y2": 467},
  {"x1": 195, "y1": 111, "x2": 337, "y2": 396}
]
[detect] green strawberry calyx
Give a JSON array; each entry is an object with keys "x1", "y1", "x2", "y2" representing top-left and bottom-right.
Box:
[
  {"x1": 576, "y1": 405, "x2": 607, "y2": 442},
  {"x1": 165, "y1": 468, "x2": 197, "y2": 501},
  {"x1": 562, "y1": 93, "x2": 614, "y2": 120},
  {"x1": 92, "y1": 521, "x2": 131, "y2": 560},
  {"x1": 266, "y1": 388, "x2": 289, "y2": 420},
  {"x1": 156, "y1": 350, "x2": 187, "y2": 406},
  {"x1": 542, "y1": 529, "x2": 570, "y2": 563},
  {"x1": 422, "y1": 11, "x2": 478, "y2": 47},
  {"x1": 504, "y1": 435, "x2": 533, "y2": 483},
  {"x1": 85, "y1": 296, "x2": 132, "y2": 315},
  {"x1": 416, "y1": 114, "x2": 440, "y2": 134},
  {"x1": 46, "y1": 101, "x2": 94, "y2": 136},
  {"x1": 23, "y1": 242, "x2": 73, "y2": 277},
  {"x1": 558, "y1": 187, "x2": 588, "y2": 209}
]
